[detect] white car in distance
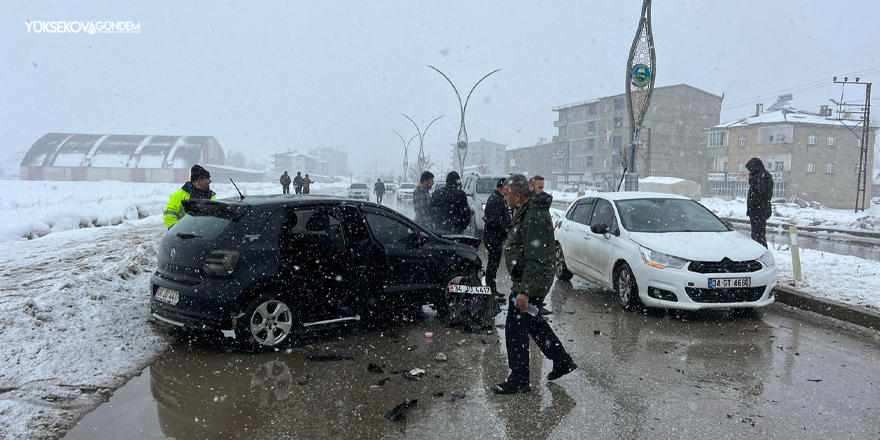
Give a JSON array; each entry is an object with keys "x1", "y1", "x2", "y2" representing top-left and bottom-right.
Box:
[
  {"x1": 554, "y1": 192, "x2": 776, "y2": 311},
  {"x1": 397, "y1": 183, "x2": 417, "y2": 201}
]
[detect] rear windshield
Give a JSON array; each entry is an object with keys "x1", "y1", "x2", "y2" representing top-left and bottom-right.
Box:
[
  {"x1": 400, "y1": 183, "x2": 416, "y2": 189},
  {"x1": 476, "y1": 178, "x2": 502, "y2": 194},
  {"x1": 172, "y1": 214, "x2": 232, "y2": 239},
  {"x1": 350, "y1": 183, "x2": 367, "y2": 189}
]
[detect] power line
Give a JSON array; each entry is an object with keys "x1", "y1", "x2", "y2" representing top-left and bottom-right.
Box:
[{"x1": 721, "y1": 67, "x2": 880, "y2": 110}]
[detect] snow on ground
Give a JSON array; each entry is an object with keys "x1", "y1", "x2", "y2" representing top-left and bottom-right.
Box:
[
  {"x1": 0, "y1": 218, "x2": 170, "y2": 440},
  {"x1": 0, "y1": 179, "x2": 350, "y2": 243},
  {"x1": 700, "y1": 197, "x2": 880, "y2": 232}
]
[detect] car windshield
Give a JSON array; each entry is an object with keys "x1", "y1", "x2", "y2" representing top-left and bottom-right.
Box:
[
  {"x1": 400, "y1": 183, "x2": 416, "y2": 189},
  {"x1": 476, "y1": 178, "x2": 502, "y2": 194},
  {"x1": 615, "y1": 199, "x2": 730, "y2": 233},
  {"x1": 350, "y1": 183, "x2": 367, "y2": 189}
]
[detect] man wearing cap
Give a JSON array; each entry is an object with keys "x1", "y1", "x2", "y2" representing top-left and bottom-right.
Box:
[{"x1": 163, "y1": 164, "x2": 217, "y2": 229}]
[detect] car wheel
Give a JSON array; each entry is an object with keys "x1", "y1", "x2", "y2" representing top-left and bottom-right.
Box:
[
  {"x1": 555, "y1": 244, "x2": 574, "y2": 281},
  {"x1": 615, "y1": 263, "x2": 642, "y2": 310},
  {"x1": 237, "y1": 293, "x2": 298, "y2": 350}
]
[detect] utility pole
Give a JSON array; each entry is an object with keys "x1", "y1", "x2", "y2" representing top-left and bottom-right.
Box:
[{"x1": 832, "y1": 77, "x2": 872, "y2": 212}]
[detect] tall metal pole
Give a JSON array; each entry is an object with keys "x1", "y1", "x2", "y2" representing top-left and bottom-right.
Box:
[
  {"x1": 393, "y1": 130, "x2": 418, "y2": 181},
  {"x1": 402, "y1": 114, "x2": 444, "y2": 178},
  {"x1": 428, "y1": 66, "x2": 501, "y2": 176},
  {"x1": 832, "y1": 76, "x2": 872, "y2": 212},
  {"x1": 622, "y1": 0, "x2": 656, "y2": 191}
]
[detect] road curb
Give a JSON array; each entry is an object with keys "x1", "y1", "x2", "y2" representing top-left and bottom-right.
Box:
[
  {"x1": 774, "y1": 284, "x2": 880, "y2": 331},
  {"x1": 722, "y1": 217, "x2": 880, "y2": 240}
]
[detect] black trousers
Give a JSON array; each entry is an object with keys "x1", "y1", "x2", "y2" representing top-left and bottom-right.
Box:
[
  {"x1": 750, "y1": 215, "x2": 768, "y2": 248},
  {"x1": 376, "y1": 192, "x2": 384, "y2": 204},
  {"x1": 505, "y1": 300, "x2": 570, "y2": 385},
  {"x1": 282, "y1": 185, "x2": 290, "y2": 194},
  {"x1": 295, "y1": 186, "x2": 302, "y2": 195},
  {"x1": 484, "y1": 234, "x2": 504, "y2": 291}
]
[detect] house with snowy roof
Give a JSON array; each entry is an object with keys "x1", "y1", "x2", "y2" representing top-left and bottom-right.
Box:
[
  {"x1": 704, "y1": 95, "x2": 875, "y2": 209},
  {"x1": 20, "y1": 133, "x2": 228, "y2": 183}
]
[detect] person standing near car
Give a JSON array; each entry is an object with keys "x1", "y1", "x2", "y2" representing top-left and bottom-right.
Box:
[
  {"x1": 528, "y1": 175, "x2": 546, "y2": 193},
  {"x1": 302, "y1": 174, "x2": 314, "y2": 194},
  {"x1": 495, "y1": 174, "x2": 576, "y2": 394},
  {"x1": 413, "y1": 171, "x2": 434, "y2": 228},
  {"x1": 746, "y1": 157, "x2": 774, "y2": 248},
  {"x1": 293, "y1": 171, "x2": 304, "y2": 194},
  {"x1": 483, "y1": 177, "x2": 511, "y2": 297},
  {"x1": 430, "y1": 171, "x2": 472, "y2": 234},
  {"x1": 280, "y1": 171, "x2": 291, "y2": 194},
  {"x1": 374, "y1": 178, "x2": 386, "y2": 205},
  {"x1": 163, "y1": 164, "x2": 217, "y2": 229}
]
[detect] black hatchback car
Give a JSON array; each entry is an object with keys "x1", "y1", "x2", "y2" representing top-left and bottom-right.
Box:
[{"x1": 150, "y1": 196, "x2": 484, "y2": 349}]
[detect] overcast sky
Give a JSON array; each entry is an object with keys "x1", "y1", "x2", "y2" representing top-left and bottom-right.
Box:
[{"x1": 1, "y1": 0, "x2": 878, "y2": 176}]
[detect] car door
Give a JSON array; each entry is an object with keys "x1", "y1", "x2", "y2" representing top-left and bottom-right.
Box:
[
  {"x1": 279, "y1": 205, "x2": 352, "y2": 317},
  {"x1": 361, "y1": 207, "x2": 435, "y2": 307},
  {"x1": 584, "y1": 198, "x2": 621, "y2": 286},
  {"x1": 338, "y1": 204, "x2": 386, "y2": 310},
  {"x1": 559, "y1": 198, "x2": 595, "y2": 275}
]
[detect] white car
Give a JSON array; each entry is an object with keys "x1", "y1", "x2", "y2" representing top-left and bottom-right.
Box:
[
  {"x1": 384, "y1": 181, "x2": 397, "y2": 194},
  {"x1": 397, "y1": 183, "x2": 417, "y2": 201},
  {"x1": 347, "y1": 183, "x2": 369, "y2": 200},
  {"x1": 554, "y1": 192, "x2": 776, "y2": 311},
  {"x1": 462, "y1": 173, "x2": 508, "y2": 233}
]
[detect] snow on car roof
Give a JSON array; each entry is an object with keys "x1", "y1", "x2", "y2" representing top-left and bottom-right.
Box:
[{"x1": 573, "y1": 191, "x2": 691, "y2": 202}]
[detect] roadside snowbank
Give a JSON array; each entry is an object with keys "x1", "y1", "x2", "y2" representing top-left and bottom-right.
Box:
[
  {"x1": 700, "y1": 197, "x2": 880, "y2": 232},
  {"x1": 0, "y1": 179, "x2": 349, "y2": 243}
]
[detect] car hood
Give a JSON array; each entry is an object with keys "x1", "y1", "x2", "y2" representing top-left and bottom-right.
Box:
[
  {"x1": 627, "y1": 231, "x2": 766, "y2": 262},
  {"x1": 438, "y1": 233, "x2": 481, "y2": 249}
]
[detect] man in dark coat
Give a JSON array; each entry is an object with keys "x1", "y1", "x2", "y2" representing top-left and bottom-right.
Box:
[
  {"x1": 374, "y1": 178, "x2": 386, "y2": 205},
  {"x1": 293, "y1": 171, "x2": 304, "y2": 194},
  {"x1": 495, "y1": 174, "x2": 576, "y2": 394},
  {"x1": 280, "y1": 171, "x2": 291, "y2": 194},
  {"x1": 483, "y1": 177, "x2": 511, "y2": 296},
  {"x1": 413, "y1": 171, "x2": 434, "y2": 228},
  {"x1": 746, "y1": 157, "x2": 774, "y2": 247},
  {"x1": 430, "y1": 171, "x2": 472, "y2": 234}
]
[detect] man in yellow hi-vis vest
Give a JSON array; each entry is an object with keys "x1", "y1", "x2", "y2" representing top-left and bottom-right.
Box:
[{"x1": 164, "y1": 164, "x2": 217, "y2": 229}]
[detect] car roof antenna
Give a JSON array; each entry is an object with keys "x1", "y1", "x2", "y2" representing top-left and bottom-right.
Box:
[{"x1": 229, "y1": 178, "x2": 246, "y2": 201}]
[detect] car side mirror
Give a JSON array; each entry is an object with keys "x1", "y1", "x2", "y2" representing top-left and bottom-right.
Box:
[
  {"x1": 412, "y1": 231, "x2": 429, "y2": 247},
  {"x1": 590, "y1": 223, "x2": 609, "y2": 235}
]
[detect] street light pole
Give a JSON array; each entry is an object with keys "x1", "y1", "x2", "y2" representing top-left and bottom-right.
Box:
[
  {"x1": 402, "y1": 114, "x2": 444, "y2": 178},
  {"x1": 393, "y1": 130, "x2": 418, "y2": 182},
  {"x1": 622, "y1": 0, "x2": 656, "y2": 191},
  {"x1": 428, "y1": 66, "x2": 500, "y2": 176}
]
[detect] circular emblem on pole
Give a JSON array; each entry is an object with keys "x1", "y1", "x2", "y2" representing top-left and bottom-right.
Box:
[
  {"x1": 631, "y1": 64, "x2": 651, "y2": 88},
  {"x1": 457, "y1": 140, "x2": 467, "y2": 150},
  {"x1": 418, "y1": 156, "x2": 425, "y2": 164},
  {"x1": 403, "y1": 160, "x2": 408, "y2": 167}
]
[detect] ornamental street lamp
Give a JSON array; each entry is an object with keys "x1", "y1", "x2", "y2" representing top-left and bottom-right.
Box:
[
  {"x1": 428, "y1": 66, "x2": 500, "y2": 176},
  {"x1": 402, "y1": 114, "x2": 444, "y2": 178},
  {"x1": 393, "y1": 130, "x2": 418, "y2": 182},
  {"x1": 622, "y1": 0, "x2": 656, "y2": 191}
]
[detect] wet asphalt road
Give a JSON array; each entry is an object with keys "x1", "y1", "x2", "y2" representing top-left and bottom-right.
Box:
[{"x1": 62, "y1": 190, "x2": 880, "y2": 439}]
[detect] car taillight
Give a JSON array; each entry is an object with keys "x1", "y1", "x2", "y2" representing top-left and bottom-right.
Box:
[{"x1": 203, "y1": 250, "x2": 240, "y2": 276}]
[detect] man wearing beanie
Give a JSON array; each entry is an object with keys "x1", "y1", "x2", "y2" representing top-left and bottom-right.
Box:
[{"x1": 163, "y1": 164, "x2": 217, "y2": 229}]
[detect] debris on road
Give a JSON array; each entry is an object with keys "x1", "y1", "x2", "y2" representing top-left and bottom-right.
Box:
[
  {"x1": 368, "y1": 362, "x2": 385, "y2": 374},
  {"x1": 407, "y1": 345, "x2": 418, "y2": 351},
  {"x1": 450, "y1": 391, "x2": 466, "y2": 401},
  {"x1": 297, "y1": 374, "x2": 310, "y2": 386},
  {"x1": 594, "y1": 330, "x2": 601, "y2": 335},
  {"x1": 434, "y1": 352, "x2": 447, "y2": 362},
  {"x1": 373, "y1": 377, "x2": 391, "y2": 387},
  {"x1": 425, "y1": 332, "x2": 434, "y2": 338},
  {"x1": 307, "y1": 354, "x2": 354, "y2": 362},
  {"x1": 433, "y1": 390, "x2": 445, "y2": 397},
  {"x1": 403, "y1": 368, "x2": 426, "y2": 381},
  {"x1": 807, "y1": 379, "x2": 823, "y2": 382},
  {"x1": 385, "y1": 399, "x2": 418, "y2": 421}
]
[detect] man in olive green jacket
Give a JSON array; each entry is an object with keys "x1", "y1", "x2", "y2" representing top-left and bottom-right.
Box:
[
  {"x1": 495, "y1": 174, "x2": 576, "y2": 394},
  {"x1": 163, "y1": 164, "x2": 217, "y2": 229}
]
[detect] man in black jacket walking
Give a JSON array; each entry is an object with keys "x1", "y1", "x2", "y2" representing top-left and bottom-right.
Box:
[
  {"x1": 374, "y1": 178, "x2": 386, "y2": 205},
  {"x1": 293, "y1": 172, "x2": 304, "y2": 195},
  {"x1": 483, "y1": 177, "x2": 510, "y2": 296},
  {"x1": 280, "y1": 171, "x2": 291, "y2": 194},
  {"x1": 430, "y1": 171, "x2": 472, "y2": 234},
  {"x1": 746, "y1": 157, "x2": 774, "y2": 248}
]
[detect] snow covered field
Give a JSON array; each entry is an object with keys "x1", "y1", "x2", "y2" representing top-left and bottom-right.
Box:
[
  {"x1": 0, "y1": 182, "x2": 877, "y2": 440},
  {"x1": 700, "y1": 197, "x2": 880, "y2": 233}
]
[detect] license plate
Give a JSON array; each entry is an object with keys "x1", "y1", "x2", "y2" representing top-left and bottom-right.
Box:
[
  {"x1": 708, "y1": 278, "x2": 751, "y2": 289},
  {"x1": 448, "y1": 284, "x2": 492, "y2": 295},
  {"x1": 154, "y1": 287, "x2": 179, "y2": 305}
]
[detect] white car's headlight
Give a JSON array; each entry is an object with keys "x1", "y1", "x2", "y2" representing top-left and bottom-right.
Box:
[
  {"x1": 640, "y1": 247, "x2": 688, "y2": 270},
  {"x1": 481, "y1": 203, "x2": 486, "y2": 211},
  {"x1": 758, "y1": 250, "x2": 775, "y2": 267}
]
